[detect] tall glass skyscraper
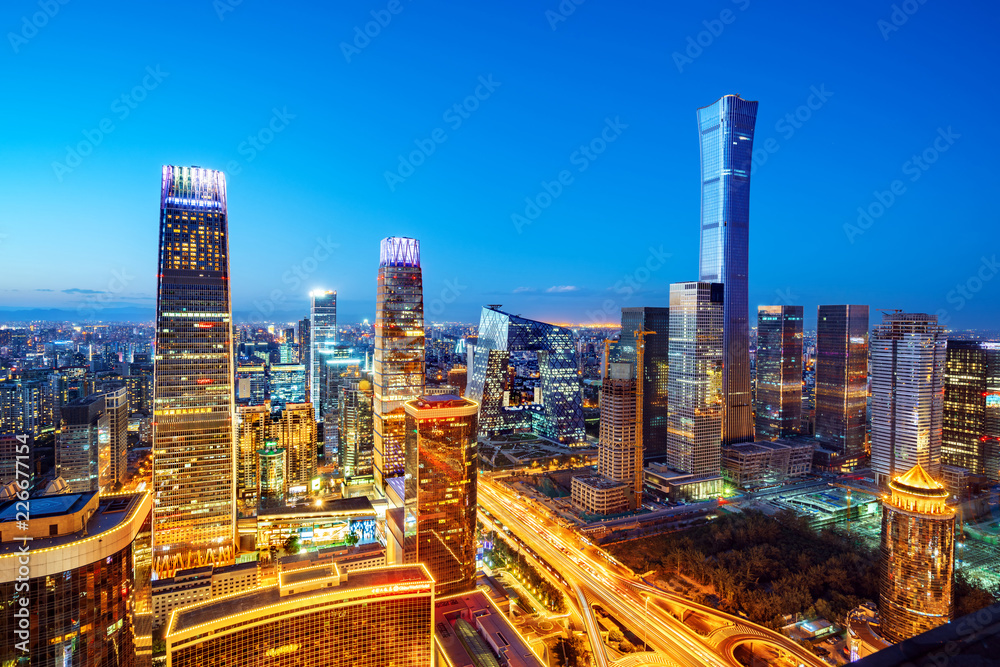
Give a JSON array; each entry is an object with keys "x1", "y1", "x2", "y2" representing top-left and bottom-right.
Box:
[
  {"x1": 617, "y1": 307, "x2": 669, "y2": 460},
  {"x1": 153, "y1": 165, "x2": 235, "y2": 576},
  {"x1": 942, "y1": 340, "x2": 1000, "y2": 480},
  {"x1": 754, "y1": 305, "x2": 803, "y2": 440},
  {"x1": 666, "y1": 282, "x2": 724, "y2": 476},
  {"x1": 466, "y1": 306, "x2": 585, "y2": 445},
  {"x1": 871, "y1": 312, "x2": 946, "y2": 486},
  {"x1": 404, "y1": 394, "x2": 479, "y2": 597},
  {"x1": 310, "y1": 290, "x2": 337, "y2": 421},
  {"x1": 697, "y1": 94, "x2": 758, "y2": 445},
  {"x1": 815, "y1": 305, "x2": 869, "y2": 457},
  {"x1": 373, "y1": 237, "x2": 425, "y2": 492}
]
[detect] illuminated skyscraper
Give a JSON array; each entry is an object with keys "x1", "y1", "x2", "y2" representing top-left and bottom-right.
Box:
[
  {"x1": 0, "y1": 492, "x2": 152, "y2": 666},
  {"x1": 597, "y1": 362, "x2": 641, "y2": 506},
  {"x1": 235, "y1": 404, "x2": 269, "y2": 515},
  {"x1": 754, "y1": 305, "x2": 803, "y2": 440},
  {"x1": 466, "y1": 306, "x2": 584, "y2": 445},
  {"x1": 815, "y1": 305, "x2": 869, "y2": 457},
  {"x1": 617, "y1": 307, "x2": 669, "y2": 459},
  {"x1": 871, "y1": 312, "x2": 946, "y2": 486},
  {"x1": 270, "y1": 363, "x2": 307, "y2": 404},
  {"x1": 373, "y1": 237, "x2": 425, "y2": 492},
  {"x1": 666, "y1": 282, "x2": 724, "y2": 476},
  {"x1": 340, "y1": 376, "x2": 374, "y2": 479},
  {"x1": 879, "y1": 464, "x2": 955, "y2": 643},
  {"x1": 942, "y1": 341, "x2": 1000, "y2": 480},
  {"x1": 404, "y1": 395, "x2": 479, "y2": 596},
  {"x1": 153, "y1": 165, "x2": 235, "y2": 576},
  {"x1": 697, "y1": 94, "x2": 758, "y2": 445},
  {"x1": 271, "y1": 401, "x2": 317, "y2": 495},
  {"x1": 98, "y1": 386, "x2": 129, "y2": 490},
  {"x1": 310, "y1": 290, "x2": 337, "y2": 421},
  {"x1": 56, "y1": 394, "x2": 106, "y2": 493}
]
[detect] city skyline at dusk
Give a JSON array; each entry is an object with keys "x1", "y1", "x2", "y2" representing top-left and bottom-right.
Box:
[
  {"x1": 2, "y1": 0, "x2": 998, "y2": 328},
  {"x1": 3, "y1": 3, "x2": 1000, "y2": 665}
]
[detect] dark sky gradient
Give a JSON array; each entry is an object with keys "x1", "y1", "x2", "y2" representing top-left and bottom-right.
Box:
[{"x1": 2, "y1": 0, "x2": 998, "y2": 328}]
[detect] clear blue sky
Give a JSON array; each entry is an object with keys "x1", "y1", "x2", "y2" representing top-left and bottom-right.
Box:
[{"x1": 1, "y1": 0, "x2": 997, "y2": 328}]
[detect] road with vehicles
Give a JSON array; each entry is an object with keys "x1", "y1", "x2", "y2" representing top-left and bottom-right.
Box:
[{"x1": 478, "y1": 476, "x2": 825, "y2": 667}]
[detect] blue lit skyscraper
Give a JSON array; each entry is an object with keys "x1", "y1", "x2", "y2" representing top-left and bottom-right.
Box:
[
  {"x1": 697, "y1": 94, "x2": 758, "y2": 445},
  {"x1": 310, "y1": 290, "x2": 337, "y2": 421},
  {"x1": 153, "y1": 165, "x2": 235, "y2": 576}
]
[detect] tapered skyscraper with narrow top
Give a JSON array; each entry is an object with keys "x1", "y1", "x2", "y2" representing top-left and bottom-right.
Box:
[
  {"x1": 373, "y1": 237, "x2": 425, "y2": 492},
  {"x1": 153, "y1": 165, "x2": 235, "y2": 576},
  {"x1": 698, "y1": 94, "x2": 758, "y2": 445}
]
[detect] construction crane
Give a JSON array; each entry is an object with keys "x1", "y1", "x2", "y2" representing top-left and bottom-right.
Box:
[{"x1": 633, "y1": 329, "x2": 656, "y2": 502}]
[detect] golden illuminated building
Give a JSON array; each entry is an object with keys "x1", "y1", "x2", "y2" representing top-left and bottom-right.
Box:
[
  {"x1": 153, "y1": 165, "x2": 236, "y2": 577},
  {"x1": 879, "y1": 463, "x2": 955, "y2": 643},
  {"x1": 0, "y1": 492, "x2": 152, "y2": 665},
  {"x1": 165, "y1": 563, "x2": 434, "y2": 666},
  {"x1": 373, "y1": 236, "x2": 425, "y2": 492},
  {"x1": 404, "y1": 395, "x2": 479, "y2": 597}
]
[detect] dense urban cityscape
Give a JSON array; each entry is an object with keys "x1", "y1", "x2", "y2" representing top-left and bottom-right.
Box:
[{"x1": 3, "y1": 2, "x2": 999, "y2": 666}]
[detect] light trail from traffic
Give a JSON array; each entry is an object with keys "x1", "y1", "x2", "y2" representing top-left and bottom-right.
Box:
[{"x1": 478, "y1": 476, "x2": 825, "y2": 667}]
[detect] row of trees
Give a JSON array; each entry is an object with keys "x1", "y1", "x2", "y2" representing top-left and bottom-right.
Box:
[
  {"x1": 488, "y1": 537, "x2": 568, "y2": 613},
  {"x1": 611, "y1": 510, "x2": 999, "y2": 628}
]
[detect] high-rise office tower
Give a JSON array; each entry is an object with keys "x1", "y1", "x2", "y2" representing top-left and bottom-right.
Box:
[
  {"x1": 374, "y1": 237, "x2": 425, "y2": 492},
  {"x1": 598, "y1": 362, "x2": 641, "y2": 506},
  {"x1": 297, "y1": 317, "x2": 310, "y2": 384},
  {"x1": 235, "y1": 363, "x2": 267, "y2": 405},
  {"x1": 404, "y1": 395, "x2": 479, "y2": 596},
  {"x1": 942, "y1": 341, "x2": 1000, "y2": 479},
  {"x1": 466, "y1": 306, "x2": 585, "y2": 445},
  {"x1": 815, "y1": 305, "x2": 870, "y2": 457},
  {"x1": 618, "y1": 307, "x2": 669, "y2": 459},
  {"x1": 340, "y1": 376, "x2": 374, "y2": 479},
  {"x1": 153, "y1": 165, "x2": 235, "y2": 576},
  {"x1": 310, "y1": 290, "x2": 338, "y2": 421},
  {"x1": 0, "y1": 491, "x2": 152, "y2": 666},
  {"x1": 270, "y1": 363, "x2": 307, "y2": 404},
  {"x1": 235, "y1": 404, "x2": 269, "y2": 515},
  {"x1": 103, "y1": 386, "x2": 129, "y2": 489},
  {"x1": 754, "y1": 305, "x2": 803, "y2": 440},
  {"x1": 666, "y1": 282, "x2": 724, "y2": 476},
  {"x1": 879, "y1": 464, "x2": 955, "y2": 643},
  {"x1": 697, "y1": 94, "x2": 758, "y2": 445},
  {"x1": 871, "y1": 312, "x2": 946, "y2": 486},
  {"x1": 271, "y1": 401, "x2": 317, "y2": 494},
  {"x1": 57, "y1": 394, "x2": 106, "y2": 493},
  {"x1": 316, "y1": 345, "x2": 363, "y2": 460}
]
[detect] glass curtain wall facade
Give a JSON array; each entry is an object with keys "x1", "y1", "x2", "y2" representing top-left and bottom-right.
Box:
[
  {"x1": 617, "y1": 307, "x2": 669, "y2": 459},
  {"x1": 697, "y1": 94, "x2": 758, "y2": 445},
  {"x1": 153, "y1": 165, "x2": 236, "y2": 576},
  {"x1": 466, "y1": 306, "x2": 585, "y2": 445},
  {"x1": 310, "y1": 290, "x2": 337, "y2": 421},
  {"x1": 404, "y1": 395, "x2": 479, "y2": 596},
  {"x1": 666, "y1": 282, "x2": 724, "y2": 475},
  {"x1": 815, "y1": 305, "x2": 870, "y2": 457},
  {"x1": 871, "y1": 312, "x2": 946, "y2": 486},
  {"x1": 373, "y1": 237, "x2": 425, "y2": 492},
  {"x1": 754, "y1": 305, "x2": 803, "y2": 440},
  {"x1": 942, "y1": 341, "x2": 987, "y2": 475},
  {"x1": 340, "y1": 377, "x2": 374, "y2": 479},
  {"x1": 269, "y1": 363, "x2": 306, "y2": 404},
  {"x1": 879, "y1": 464, "x2": 954, "y2": 643}
]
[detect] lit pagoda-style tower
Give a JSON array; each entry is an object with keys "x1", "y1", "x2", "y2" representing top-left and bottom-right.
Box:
[{"x1": 879, "y1": 463, "x2": 955, "y2": 643}]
